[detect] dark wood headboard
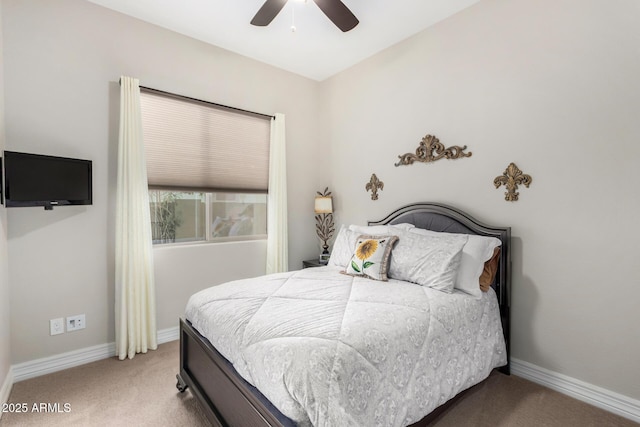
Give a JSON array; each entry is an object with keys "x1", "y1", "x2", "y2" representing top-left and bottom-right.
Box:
[{"x1": 368, "y1": 202, "x2": 511, "y2": 374}]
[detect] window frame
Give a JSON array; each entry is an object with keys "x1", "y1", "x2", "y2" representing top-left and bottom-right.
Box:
[{"x1": 148, "y1": 189, "x2": 268, "y2": 246}]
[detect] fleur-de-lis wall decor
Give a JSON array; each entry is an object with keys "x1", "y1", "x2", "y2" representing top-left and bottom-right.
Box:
[
  {"x1": 494, "y1": 162, "x2": 532, "y2": 201},
  {"x1": 395, "y1": 134, "x2": 472, "y2": 167},
  {"x1": 365, "y1": 174, "x2": 384, "y2": 200}
]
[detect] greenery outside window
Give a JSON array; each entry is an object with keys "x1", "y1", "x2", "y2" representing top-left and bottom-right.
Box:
[{"x1": 149, "y1": 190, "x2": 267, "y2": 245}]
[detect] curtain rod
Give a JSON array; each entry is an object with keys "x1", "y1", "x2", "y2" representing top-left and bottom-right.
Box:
[
  {"x1": 118, "y1": 79, "x2": 274, "y2": 120},
  {"x1": 141, "y1": 86, "x2": 275, "y2": 120}
]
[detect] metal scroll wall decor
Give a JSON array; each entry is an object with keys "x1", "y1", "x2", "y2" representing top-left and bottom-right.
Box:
[
  {"x1": 395, "y1": 134, "x2": 472, "y2": 167},
  {"x1": 494, "y1": 162, "x2": 532, "y2": 201},
  {"x1": 365, "y1": 174, "x2": 384, "y2": 200}
]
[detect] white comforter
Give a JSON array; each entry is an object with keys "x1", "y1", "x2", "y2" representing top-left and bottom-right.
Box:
[{"x1": 185, "y1": 266, "x2": 507, "y2": 427}]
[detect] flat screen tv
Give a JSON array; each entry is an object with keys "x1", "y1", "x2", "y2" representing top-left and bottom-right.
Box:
[{"x1": 3, "y1": 150, "x2": 92, "y2": 210}]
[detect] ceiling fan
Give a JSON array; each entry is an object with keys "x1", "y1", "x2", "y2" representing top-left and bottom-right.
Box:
[{"x1": 251, "y1": 0, "x2": 359, "y2": 32}]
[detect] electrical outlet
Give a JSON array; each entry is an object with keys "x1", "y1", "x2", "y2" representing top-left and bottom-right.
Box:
[
  {"x1": 50, "y1": 318, "x2": 65, "y2": 336},
  {"x1": 66, "y1": 314, "x2": 86, "y2": 332}
]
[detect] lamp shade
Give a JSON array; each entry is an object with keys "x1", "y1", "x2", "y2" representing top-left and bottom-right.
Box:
[{"x1": 314, "y1": 196, "x2": 333, "y2": 214}]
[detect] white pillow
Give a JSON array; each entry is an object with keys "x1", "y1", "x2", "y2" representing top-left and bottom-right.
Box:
[
  {"x1": 410, "y1": 228, "x2": 501, "y2": 298},
  {"x1": 330, "y1": 223, "x2": 414, "y2": 268},
  {"x1": 348, "y1": 223, "x2": 415, "y2": 235},
  {"x1": 388, "y1": 229, "x2": 468, "y2": 292},
  {"x1": 328, "y1": 225, "x2": 360, "y2": 268}
]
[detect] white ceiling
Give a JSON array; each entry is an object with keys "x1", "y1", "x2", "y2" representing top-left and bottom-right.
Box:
[{"x1": 87, "y1": 0, "x2": 480, "y2": 81}]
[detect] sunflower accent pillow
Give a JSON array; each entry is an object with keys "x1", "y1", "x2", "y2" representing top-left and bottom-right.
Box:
[{"x1": 345, "y1": 235, "x2": 399, "y2": 281}]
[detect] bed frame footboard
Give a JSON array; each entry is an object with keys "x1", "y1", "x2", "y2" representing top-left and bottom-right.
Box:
[{"x1": 178, "y1": 318, "x2": 287, "y2": 427}]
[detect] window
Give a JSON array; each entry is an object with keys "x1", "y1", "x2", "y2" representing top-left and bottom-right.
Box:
[
  {"x1": 140, "y1": 88, "x2": 271, "y2": 245},
  {"x1": 149, "y1": 190, "x2": 267, "y2": 244}
]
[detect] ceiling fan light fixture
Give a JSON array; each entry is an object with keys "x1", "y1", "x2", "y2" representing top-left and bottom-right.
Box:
[
  {"x1": 291, "y1": 4, "x2": 297, "y2": 32},
  {"x1": 251, "y1": 0, "x2": 358, "y2": 32}
]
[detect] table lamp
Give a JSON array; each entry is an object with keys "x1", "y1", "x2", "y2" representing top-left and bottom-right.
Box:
[{"x1": 314, "y1": 187, "x2": 334, "y2": 264}]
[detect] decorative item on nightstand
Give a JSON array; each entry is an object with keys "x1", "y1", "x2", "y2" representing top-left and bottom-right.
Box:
[{"x1": 314, "y1": 187, "x2": 335, "y2": 264}]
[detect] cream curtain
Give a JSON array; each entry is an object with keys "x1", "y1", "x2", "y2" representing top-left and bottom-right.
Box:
[
  {"x1": 266, "y1": 113, "x2": 288, "y2": 274},
  {"x1": 115, "y1": 76, "x2": 157, "y2": 360}
]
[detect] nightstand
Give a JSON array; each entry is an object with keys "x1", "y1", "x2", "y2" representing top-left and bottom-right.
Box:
[{"x1": 302, "y1": 259, "x2": 325, "y2": 269}]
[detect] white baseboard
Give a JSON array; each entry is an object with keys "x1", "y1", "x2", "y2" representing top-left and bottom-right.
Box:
[
  {"x1": 511, "y1": 358, "x2": 640, "y2": 423},
  {"x1": 0, "y1": 368, "x2": 14, "y2": 420},
  {"x1": 11, "y1": 326, "x2": 180, "y2": 383},
  {"x1": 157, "y1": 325, "x2": 180, "y2": 343}
]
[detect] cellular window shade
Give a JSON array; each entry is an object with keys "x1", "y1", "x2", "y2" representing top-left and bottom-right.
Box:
[{"x1": 140, "y1": 90, "x2": 271, "y2": 193}]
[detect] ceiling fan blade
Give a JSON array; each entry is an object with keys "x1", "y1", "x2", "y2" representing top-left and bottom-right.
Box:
[
  {"x1": 313, "y1": 0, "x2": 359, "y2": 32},
  {"x1": 251, "y1": 0, "x2": 288, "y2": 26}
]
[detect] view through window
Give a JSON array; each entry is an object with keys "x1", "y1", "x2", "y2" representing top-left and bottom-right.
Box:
[{"x1": 149, "y1": 191, "x2": 267, "y2": 245}]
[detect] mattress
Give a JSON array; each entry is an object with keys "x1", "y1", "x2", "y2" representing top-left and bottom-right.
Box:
[{"x1": 185, "y1": 266, "x2": 507, "y2": 427}]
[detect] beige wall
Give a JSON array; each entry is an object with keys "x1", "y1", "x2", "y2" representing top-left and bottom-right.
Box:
[
  {"x1": 0, "y1": 0, "x2": 12, "y2": 405},
  {"x1": 320, "y1": 0, "x2": 640, "y2": 400},
  {"x1": 2, "y1": 0, "x2": 324, "y2": 363}
]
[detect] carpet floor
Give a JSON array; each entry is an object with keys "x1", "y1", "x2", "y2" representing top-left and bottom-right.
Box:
[{"x1": 0, "y1": 341, "x2": 636, "y2": 426}]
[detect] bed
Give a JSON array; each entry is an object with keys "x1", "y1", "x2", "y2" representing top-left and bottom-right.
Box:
[{"x1": 177, "y1": 202, "x2": 511, "y2": 426}]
